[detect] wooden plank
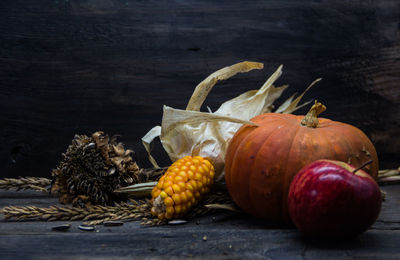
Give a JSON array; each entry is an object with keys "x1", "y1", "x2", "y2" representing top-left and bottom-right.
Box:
[
  {"x1": 1, "y1": 0, "x2": 399, "y2": 180},
  {"x1": 1, "y1": 227, "x2": 400, "y2": 259},
  {"x1": 1, "y1": 186, "x2": 400, "y2": 258}
]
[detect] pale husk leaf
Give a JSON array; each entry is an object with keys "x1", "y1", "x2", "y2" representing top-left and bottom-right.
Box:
[
  {"x1": 142, "y1": 62, "x2": 315, "y2": 179},
  {"x1": 186, "y1": 61, "x2": 264, "y2": 111}
]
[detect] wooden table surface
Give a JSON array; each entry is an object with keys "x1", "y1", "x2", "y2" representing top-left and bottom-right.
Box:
[{"x1": 1, "y1": 185, "x2": 399, "y2": 259}]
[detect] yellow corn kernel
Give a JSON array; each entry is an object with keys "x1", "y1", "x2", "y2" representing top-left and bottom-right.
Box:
[
  {"x1": 202, "y1": 176, "x2": 208, "y2": 185},
  {"x1": 150, "y1": 156, "x2": 215, "y2": 220},
  {"x1": 186, "y1": 190, "x2": 193, "y2": 201},
  {"x1": 166, "y1": 206, "x2": 175, "y2": 215},
  {"x1": 177, "y1": 181, "x2": 186, "y2": 189},
  {"x1": 165, "y1": 186, "x2": 174, "y2": 196},
  {"x1": 175, "y1": 175, "x2": 184, "y2": 183},
  {"x1": 189, "y1": 180, "x2": 197, "y2": 190},
  {"x1": 175, "y1": 205, "x2": 182, "y2": 215},
  {"x1": 163, "y1": 181, "x2": 172, "y2": 189},
  {"x1": 202, "y1": 164, "x2": 209, "y2": 173},
  {"x1": 186, "y1": 183, "x2": 194, "y2": 192},
  {"x1": 192, "y1": 158, "x2": 200, "y2": 164},
  {"x1": 209, "y1": 170, "x2": 215, "y2": 179},
  {"x1": 172, "y1": 193, "x2": 182, "y2": 205},
  {"x1": 178, "y1": 171, "x2": 188, "y2": 181},
  {"x1": 151, "y1": 189, "x2": 161, "y2": 198},
  {"x1": 156, "y1": 180, "x2": 164, "y2": 189},
  {"x1": 194, "y1": 172, "x2": 203, "y2": 181},
  {"x1": 172, "y1": 184, "x2": 181, "y2": 193},
  {"x1": 180, "y1": 192, "x2": 188, "y2": 203},
  {"x1": 164, "y1": 197, "x2": 174, "y2": 207},
  {"x1": 164, "y1": 176, "x2": 173, "y2": 183},
  {"x1": 160, "y1": 191, "x2": 168, "y2": 199},
  {"x1": 203, "y1": 159, "x2": 212, "y2": 167}
]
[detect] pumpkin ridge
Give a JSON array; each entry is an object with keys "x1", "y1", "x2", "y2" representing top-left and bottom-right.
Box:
[
  {"x1": 318, "y1": 126, "x2": 338, "y2": 160},
  {"x1": 323, "y1": 123, "x2": 369, "y2": 174},
  {"x1": 316, "y1": 118, "x2": 333, "y2": 127},
  {"x1": 249, "y1": 120, "x2": 296, "y2": 217},
  {"x1": 333, "y1": 124, "x2": 359, "y2": 166},
  {"x1": 343, "y1": 128, "x2": 364, "y2": 166},
  {"x1": 280, "y1": 119, "x2": 303, "y2": 220},
  {"x1": 252, "y1": 113, "x2": 290, "y2": 124},
  {"x1": 274, "y1": 113, "x2": 299, "y2": 124},
  {"x1": 237, "y1": 122, "x2": 285, "y2": 214},
  {"x1": 226, "y1": 125, "x2": 269, "y2": 207},
  {"x1": 321, "y1": 125, "x2": 350, "y2": 163},
  {"x1": 225, "y1": 126, "x2": 255, "y2": 190},
  {"x1": 340, "y1": 125, "x2": 378, "y2": 177}
]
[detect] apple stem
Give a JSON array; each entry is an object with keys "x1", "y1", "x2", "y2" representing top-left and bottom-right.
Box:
[
  {"x1": 352, "y1": 160, "x2": 373, "y2": 174},
  {"x1": 300, "y1": 100, "x2": 326, "y2": 128}
]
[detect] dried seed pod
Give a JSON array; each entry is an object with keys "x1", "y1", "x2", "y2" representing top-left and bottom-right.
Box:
[{"x1": 51, "y1": 131, "x2": 146, "y2": 207}]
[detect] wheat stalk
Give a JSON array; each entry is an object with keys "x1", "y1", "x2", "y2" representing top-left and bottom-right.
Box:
[
  {"x1": 1, "y1": 199, "x2": 153, "y2": 224},
  {"x1": 0, "y1": 167, "x2": 165, "y2": 194},
  {"x1": 187, "y1": 191, "x2": 234, "y2": 218},
  {"x1": 0, "y1": 177, "x2": 51, "y2": 192},
  {"x1": 1, "y1": 188, "x2": 234, "y2": 226},
  {"x1": 378, "y1": 166, "x2": 400, "y2": 184}
]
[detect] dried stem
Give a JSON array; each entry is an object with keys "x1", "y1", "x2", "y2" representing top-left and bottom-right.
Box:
[
  {"x1": 0, "y1": 177, "x2": 51, "y2": 192},
  {"x1": 352, "y1": 160, "x2": 373, "y2": 174},
  {"x1": 300, "y1": 100, "x2": 326, "y2": 128},
  {"x1": 1, "y1": 188, "x2": 234, "y2": 226},
  {"x1": 378, "y1": 166, "x2": 400, "y2": 184},
  {"x1": 1, "y1": 199, "x2": 153, "y2": 224},
  {"x1": 186, "y1": 191, "x2": 234, "y2": 219},
  {"x1": 0, "y1": 166, "x2": 165, "y2": 195}
]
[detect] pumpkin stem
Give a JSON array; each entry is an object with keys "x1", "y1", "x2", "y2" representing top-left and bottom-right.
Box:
[
  {"x1": 300, "y1": 100, "x2": 326, "y2": 128},
  {"x1": 352, "y1": 160, "x2": 373, "y2": 174}
]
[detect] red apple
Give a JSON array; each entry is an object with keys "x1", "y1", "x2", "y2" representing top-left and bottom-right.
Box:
[{"x1": 288, "y1": 159, "x2": 381, "y2": 238}]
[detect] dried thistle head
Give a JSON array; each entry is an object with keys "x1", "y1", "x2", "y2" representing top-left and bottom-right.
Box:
[{"x1": 51, "y1": 131, "x2": 141, "y2": 207}]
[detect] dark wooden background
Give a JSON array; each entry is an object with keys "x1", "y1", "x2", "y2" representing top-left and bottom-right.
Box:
[{"x1": 1, "y1": 0, "x2": 399, "y2": 178}]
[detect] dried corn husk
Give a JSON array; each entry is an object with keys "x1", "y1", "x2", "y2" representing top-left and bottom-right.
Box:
[{"x1": 143, "y1": 61, "x2": 317, "y2": 179}]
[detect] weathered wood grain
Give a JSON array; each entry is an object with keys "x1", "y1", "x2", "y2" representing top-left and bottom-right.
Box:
[
  {"x1": 0, "y1": 186, "x2": 400, "y2": 259},
  {"x1": 1, "y1": 0, "x2": 399, "y2": 178}
]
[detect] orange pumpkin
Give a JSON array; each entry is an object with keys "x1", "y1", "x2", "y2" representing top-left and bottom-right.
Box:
[{"x1": 224, "y1": 101, "x2": 379, "y2": 222}]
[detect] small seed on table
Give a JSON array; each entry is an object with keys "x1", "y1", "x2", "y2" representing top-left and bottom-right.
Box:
[
  {"x1": 168, "y1": 220, "x2": 187, "y2": 225},
  {"x1": 52, "y1": 224, "x2": 71, "y2": 231},
  {"x1": 78, "y1": 224, "x2": 95, "y2": 231},
  {"x1": 104, "y1": 221, "x2": 124, "y2": 226}
]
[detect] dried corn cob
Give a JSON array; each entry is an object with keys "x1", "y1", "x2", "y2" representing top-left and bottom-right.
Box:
[{"x1": 151, "y1": 156, "x2": 215, "y2": 220}]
